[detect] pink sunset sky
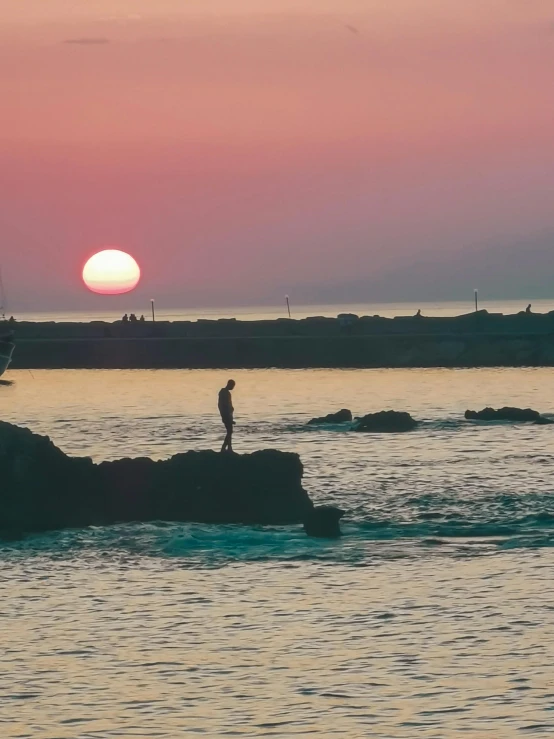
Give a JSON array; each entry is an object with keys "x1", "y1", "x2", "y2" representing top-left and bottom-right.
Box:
[{"x1": 1, "y1": 1, "x2": 554, "y2": 310}]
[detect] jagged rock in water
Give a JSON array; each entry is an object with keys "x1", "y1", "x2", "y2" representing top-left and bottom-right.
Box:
[
  {"x1": 0, "y1": 421, "x2": 314, "y2": 537},
  {"x1": 303, "y1": 505, "x2": 345, "y2": 538},
  {"x1": 465, "y1": 407, "x2": 553, "y2": 424},
  {"x1": 308, "y1": 409, "x2": 353, "y2": 425},
  {"x1": 534, "y1": 416, "x2": 553, "y2": 425},
  {"x1": 354, "y1": 410, "x2": 417, "y2": 433}
]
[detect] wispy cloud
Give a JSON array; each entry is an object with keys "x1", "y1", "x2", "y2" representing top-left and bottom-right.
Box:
[{"x1": 63, "y1": 38, "x2": 111, "y2": 45}]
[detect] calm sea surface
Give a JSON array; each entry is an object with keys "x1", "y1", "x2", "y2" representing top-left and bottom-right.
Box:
[{"x1": 2, "y1": 368, "x2": 554, "y2": 737}]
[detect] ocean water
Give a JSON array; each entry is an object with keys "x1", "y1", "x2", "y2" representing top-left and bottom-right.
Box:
[{"x1": 2, "y1": 368, "x2": 554, "y2": 737}]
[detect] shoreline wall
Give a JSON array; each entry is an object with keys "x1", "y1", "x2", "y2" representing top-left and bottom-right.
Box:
[{"x1": 5, "y1": 312, "x2": 554, "y2": 369}]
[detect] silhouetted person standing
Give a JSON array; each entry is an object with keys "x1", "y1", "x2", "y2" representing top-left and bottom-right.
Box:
[{"x1": 218, "y1": 379, "x2": 236, "y2": 452}]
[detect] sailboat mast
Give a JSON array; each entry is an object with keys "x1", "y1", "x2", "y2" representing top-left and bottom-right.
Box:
[{"x1": 0, "y1": 266, "x2": 6, "y2": 320}]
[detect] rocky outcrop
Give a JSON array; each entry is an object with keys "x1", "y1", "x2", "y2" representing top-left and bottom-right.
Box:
[
  {"x1": 465, "y1": 407, "x2": 553, "y2": 424},
  {"x1": 354, "y1": 410, "x2": 417, "y2": 432},
  {"x1": 308, "y1": 409, "x2": 353, "y2": 425},
  {"x1": 0, "y1": 422, "x2": 315, "y2": 537},
  {"x1": 303, "y1": 506, "x2": 345, "y2": 538}
]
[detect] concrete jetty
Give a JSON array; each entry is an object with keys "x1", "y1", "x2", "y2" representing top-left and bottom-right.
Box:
[{"x1": 5, "y1": 310, "x2": 554, "y2": 369}]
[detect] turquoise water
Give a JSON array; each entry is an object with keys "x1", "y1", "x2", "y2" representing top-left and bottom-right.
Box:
[{"x1": 2, "y1": 368, "x2": 554, "y2": 736}]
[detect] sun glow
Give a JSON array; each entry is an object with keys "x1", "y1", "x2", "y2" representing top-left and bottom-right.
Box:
[{"x1": 82, "y1": 250, "x2": 141, "y2": 295}]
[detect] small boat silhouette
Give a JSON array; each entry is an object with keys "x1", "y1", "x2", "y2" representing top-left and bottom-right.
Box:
[
  {"x1": 0, "y1": 332, "x2": 14, "y2": 378},
  {"x1": 0, "y1": 267, "x2": 14, "y2": 377}
]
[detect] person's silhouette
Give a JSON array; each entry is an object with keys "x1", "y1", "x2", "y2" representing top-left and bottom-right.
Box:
[{"x1": 218, "y1": 379, "x2": 236, "y2": 452}]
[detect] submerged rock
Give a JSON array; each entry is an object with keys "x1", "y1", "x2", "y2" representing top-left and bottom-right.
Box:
[
  {"x1": 465, "y1": 407, "x2": 553, "y2": 424},
  {"x1": 303, "y1": 505, "x2": 345, "y2": 538},
  {"x1": 354, "y1": 410, "x2": 417, "y2": 433},
  {"x1": 308, "y1": 408, "x2": 353, "y2": 425},
  {"x1": 0, "y1": 422, "x2": 314, "y2": 537}
]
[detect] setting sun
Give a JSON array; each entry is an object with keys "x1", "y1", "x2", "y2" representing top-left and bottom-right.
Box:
[{"x1": 82, "y1": 249, "x2": 141, "y2": 295}]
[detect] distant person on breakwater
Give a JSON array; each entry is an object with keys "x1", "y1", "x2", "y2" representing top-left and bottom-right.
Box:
[{"x1": 218, "y1": 379, "x2": 236, "y2": 453}]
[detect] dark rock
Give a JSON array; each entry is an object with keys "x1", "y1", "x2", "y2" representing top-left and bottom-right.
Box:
[
  {"x1": 337, "y1": 313, "x2": 359, "y2": 326},
  {"x1": 308, "y1": 408, "x2": 353, "y2": 425},
  {"x1": 465, "y1": 407, "x2": 553, "y2": 424},
  {"x1": 303, "y1": 505, "x2": 345, "y2": 538},
  {"x1": 0, "y1": 422, "x2": 313, "y2": 537},
  {"x1": 354, "y1": 410, "x2": 417, "y2": 432}
]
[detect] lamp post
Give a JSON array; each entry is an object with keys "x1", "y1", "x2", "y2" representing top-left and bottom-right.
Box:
[
  {"x1": 285, "y1": 294, "x2": 291, "y2": 318},
  {"x1": 474, "y1": 289, "x2": 478, "y2": 312},
  {"x1": 151, "y1": 299, "x2": 155, "y2": 322}
]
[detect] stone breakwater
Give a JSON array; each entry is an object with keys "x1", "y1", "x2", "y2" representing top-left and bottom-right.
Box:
[
  {"x1": 6, "y1": 310, "x2": 554, "y2": 368},
  {"x1": 0, "y1": 422, "x2": 314, "y2": 537}
]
